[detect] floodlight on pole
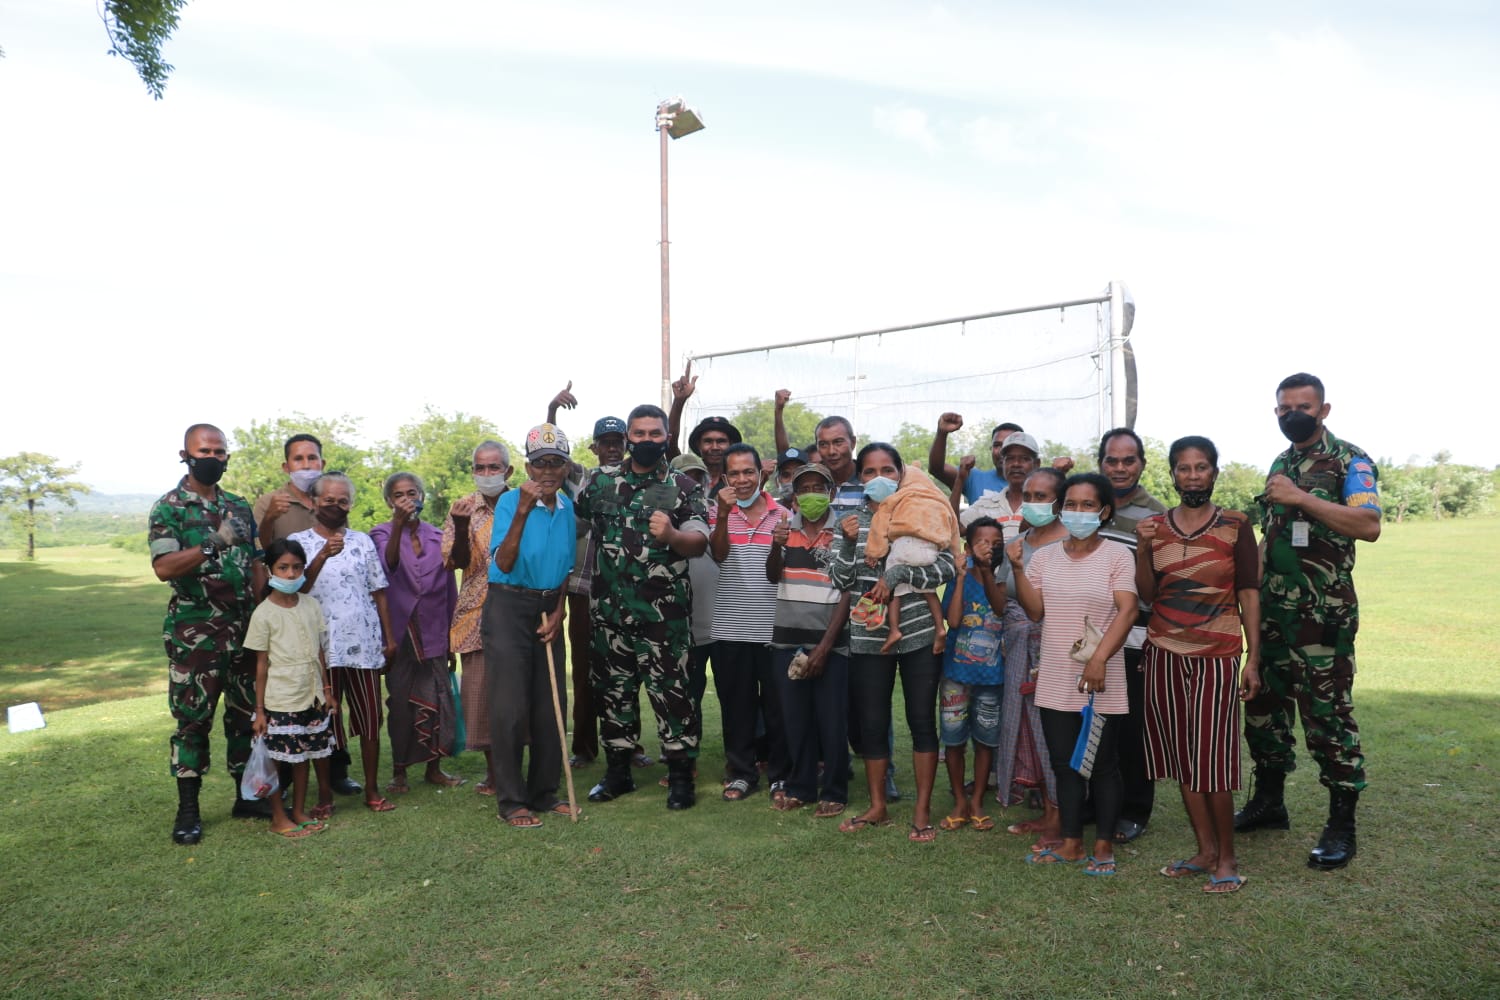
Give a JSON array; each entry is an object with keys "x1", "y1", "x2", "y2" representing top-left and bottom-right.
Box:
[{"x1": 656, "y1": 97, "x2": 706, "y2": 409}]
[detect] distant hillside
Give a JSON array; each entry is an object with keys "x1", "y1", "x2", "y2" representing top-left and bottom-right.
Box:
[
  {"x1": 1, "y1": 493, "x2": 153, "y2": 552},
  {"x1": 72, "y1": 493, "x2": 157, "y2": 515}
]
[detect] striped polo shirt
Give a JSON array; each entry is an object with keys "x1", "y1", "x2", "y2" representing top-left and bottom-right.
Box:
[
  {"x1": 709, "y1": 493, "x2": 784, "y2": 644},
  {"x1": 770, "y1": 516, "x2": 846, "y2": 652}
]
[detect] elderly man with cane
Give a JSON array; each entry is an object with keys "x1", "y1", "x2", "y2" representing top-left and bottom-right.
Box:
[{"x1": 482, "y1": 424, "x2": 580, "y2": 829}]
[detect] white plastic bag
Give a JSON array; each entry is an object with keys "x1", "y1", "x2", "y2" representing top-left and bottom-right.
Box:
[{"x1": 241, "y1": 737, "x2": 280, "y2": 800}]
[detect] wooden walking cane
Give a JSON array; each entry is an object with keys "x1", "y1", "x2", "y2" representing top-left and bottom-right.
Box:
[{"x1": 542, "y1": 611, "x2": 579, "y2": 822}]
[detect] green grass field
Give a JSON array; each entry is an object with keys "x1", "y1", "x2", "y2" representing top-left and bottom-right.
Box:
[{"x1": 2, "y1": 523, "x2": 1497, "y2": 998}]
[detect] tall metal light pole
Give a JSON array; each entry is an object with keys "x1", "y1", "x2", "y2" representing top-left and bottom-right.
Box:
[{"x1": 655, "y1": 97, "x2": 705, "y2": 409}]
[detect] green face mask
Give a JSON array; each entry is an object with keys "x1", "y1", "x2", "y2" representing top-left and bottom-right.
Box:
[{"x1": 796, "y1": 492, "x2": 831, "y2": 521}]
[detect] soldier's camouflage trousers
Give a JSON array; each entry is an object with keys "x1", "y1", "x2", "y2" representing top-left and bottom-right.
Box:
[
  {"x1": 1243, "y1": 609, "x2": 1366, "y2": 792},
  {"x1": 589, "y1": 614, "x2": 699, "y2": 759},
  {"x1": 166, "y1": 619, "x2": 255, "y2": 779}
]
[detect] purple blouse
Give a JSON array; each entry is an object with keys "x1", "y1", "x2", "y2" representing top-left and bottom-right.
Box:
[{"x1": 369, "y1": 520, "x2": 459, "y2": 659}]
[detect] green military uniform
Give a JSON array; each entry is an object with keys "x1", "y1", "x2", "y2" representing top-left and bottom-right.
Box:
[
  {"x1": 574, "y1": 460, "x2": 710, "y2": 759},
  {"x1": 1248, "y1": 428, "x2": 1379, "y2": 792},
  {"x1": 148, "y1": 477, "x2": 258, "y2": 779}
]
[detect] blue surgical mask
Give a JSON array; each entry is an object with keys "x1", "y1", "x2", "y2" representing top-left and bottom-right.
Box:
[
  {"x1": 862, "y1": 476, "x2": 899, "y2": 504},
  {"x1": 268, "y1": 575, "x2": 305, "y2": 594},
  {"x1": 1059, "y1": 511, "x2": 1101, "y2": 539},
  {"x1": 1022, "y1": 502, "x2": 1057, "y2": 527},
  {"x1": 735, "y1": 494, "x2": 758, "y2": 509}
]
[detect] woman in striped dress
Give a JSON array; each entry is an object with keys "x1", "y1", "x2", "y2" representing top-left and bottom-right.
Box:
[{"x1": 1135, "y1": 436, "x2": 1261, "y2": 894}]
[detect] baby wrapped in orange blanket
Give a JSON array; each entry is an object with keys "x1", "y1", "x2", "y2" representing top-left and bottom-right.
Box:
[{"x1": 865, "y1": 466, "x2": 964, "y2": 653}]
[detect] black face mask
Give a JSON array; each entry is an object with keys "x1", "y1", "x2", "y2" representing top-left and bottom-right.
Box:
[
  {"x1": 1278, "y1": 410, "x2": 1319, "y2": 444},
  {"x1": 1174, "y1": 483, "x2": 1216, "y2": 508},
  {"x1": 316, "y1": 507, "x2": 349, "y2": 529},
  {"x1": 629, "y1": 439, "x2": 667, "y2": 469},
  {"x1": 184, "y1": 455, "x2": 227, "y2": 486}
]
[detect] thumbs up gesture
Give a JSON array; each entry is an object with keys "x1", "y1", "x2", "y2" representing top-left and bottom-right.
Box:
[{"x1": 772, "y1": 509, "x2": 790, "y2": 545}]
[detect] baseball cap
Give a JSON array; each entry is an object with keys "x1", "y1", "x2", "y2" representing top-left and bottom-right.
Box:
[
  {"x1": 1000, "y1": 431, "x2": 1040, "y2": 457},
  {"x1": 525, "y1": 423, "x2": 571, "y2": 461},
  {"x1": 687, "y1": 416, "x2": 742, "y2": 456},
  {"x1": 593, "y1": 416, "x2": 626, "y2": 438},
  {"x1": 777, "y1": 447, "x2": 809, "y2": 468},
  {"x1": 790, "y1": 462, "x2": 835, "y2": 487},
  {"x1": 670, "y1": 453, "x2": 709, "y2": 475}
]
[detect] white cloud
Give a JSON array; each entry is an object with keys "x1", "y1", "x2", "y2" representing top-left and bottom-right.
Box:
[{"x1": 872, "y1": 104, "x2": 941, "y2": 154}]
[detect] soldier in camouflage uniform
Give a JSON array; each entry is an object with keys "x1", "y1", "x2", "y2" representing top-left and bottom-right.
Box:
[
  {"x1": 573, "y1": 404, "x2": 711, "y2": 809},
  {"x1": 148, "y1": 424, "x2": 266, "y2": 844},
  {"x1": 1237, "y1": 373, "x2": 1381, "y2": 871}
]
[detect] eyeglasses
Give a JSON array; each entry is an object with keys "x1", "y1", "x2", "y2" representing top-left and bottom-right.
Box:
[
  {"x1": 473, "y1": 463, "x2": 507, "y2": 474},
  {"x1": 530, "y1": 457, "x2": 567, "y2": 471}
]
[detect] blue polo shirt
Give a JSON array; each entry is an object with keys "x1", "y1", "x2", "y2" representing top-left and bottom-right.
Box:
[
  {"x1": 962, "y1": 468, "x2": 1006, "y2": 504},
  {"x1": 488, "y1": 489, "x2": 576, "y2": 591}
]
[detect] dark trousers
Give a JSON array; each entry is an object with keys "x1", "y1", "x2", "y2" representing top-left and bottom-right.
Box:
[
  {"x1": 848, "y1": 648, "x2": 940, "y2": 757},
  {"x1": 1041, "y1": 706, "x2": 1123, "y2": 842},
  {"x1": 712, "y1": 641, "x2": 789, "y2": 786},
  {"x1": 566, "y1": 593, "x2": 598, "y2": 761},
  {"x1": 687, "y1": 643, "x2": 712, "y2": 715},
  {"x1": 482, "y1": 586, "x2": 567, "y2": 817},
  {"x1": 1119, "y1": 646, "x2": 1155, "y2": 825},
  {"x1": 772, "y1": 647, "x2": 850, "y2": 804}
]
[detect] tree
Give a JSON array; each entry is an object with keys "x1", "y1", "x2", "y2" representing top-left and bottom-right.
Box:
[
  {"x1": 374, "y1": 407, "x2": 518, "y2": 526},
  {"x1": 0, "y1": 453, "x2": 92, "y2": 559},
  {"x1": 102, "y1": 0, "x2": 188, "y2": 99},
  {"x1": 726, "y1": 397, "x2": 825, "y2": 462}
]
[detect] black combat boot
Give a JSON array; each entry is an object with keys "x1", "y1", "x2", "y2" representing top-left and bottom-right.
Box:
[
  {"x1": 172, "y1": 776, "x2": 203, "y2": 845},
  {"x1": 330, "y1": 747, "x2": 362, "y2": 796},
  {"x1": 1308, "y1": 788, "x2": 1358, "y2": 871},
  {"x1": 587, "y1": 748, "x2": 637, "y2": 803},
  {"x1": 1233, "y1": 768, "x2": 1290, "y2": 832},
  {"x1": 665, "y1": 757, "x2": 697, "y2": 811}
]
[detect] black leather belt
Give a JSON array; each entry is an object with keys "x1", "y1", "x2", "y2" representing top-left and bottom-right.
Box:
[{"x1": 490, "y1": 582, "x2": 562, "y2": 601}]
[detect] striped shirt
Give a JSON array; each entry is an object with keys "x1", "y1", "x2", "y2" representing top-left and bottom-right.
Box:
[
  {"x1": 830, "y1": 474, "x2": 867, "y2": 518},
  {"x1": 770, "y1": 516, "x2": 845, "y2": 652},
  {"x1": 1026, "y1": 540, "x2": 1136, "y2": 715},
  {"x1": 1141, "y1": 508, "x2": 1257, "y2": 657},
  {"x1": 829, "y1": 503, "x2": 956, "y2": 655},
  {"x1": 709, "y1": 493, "x2": 783, "y2": 643}
]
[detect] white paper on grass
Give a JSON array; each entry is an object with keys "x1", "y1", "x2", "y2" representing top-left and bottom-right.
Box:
[{"x1": 7, "y1": 702, "x2": 46, "y2": 733}]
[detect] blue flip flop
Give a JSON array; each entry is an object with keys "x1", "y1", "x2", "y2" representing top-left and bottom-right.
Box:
[
  {"x1": 1083, "y1": 856, "x2": 1117, "y2": 877},
  {"x1": 1204, "y1": 874, "x2": 1247, "y2": 894},
  {"x1": 1026, "y1": 848, "x2": 1082, "y2": 866},
  {"x1": 1160, "y1": 860, "x2": 1209, "y2": 879}
]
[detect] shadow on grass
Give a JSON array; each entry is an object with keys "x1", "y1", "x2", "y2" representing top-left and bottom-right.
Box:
[
  {"x1": 1, "y1": 689, "x2": 1497, "y2": 999},
  {"x1": 0, "y1": 562, "x2": 166, "y2": 712}
]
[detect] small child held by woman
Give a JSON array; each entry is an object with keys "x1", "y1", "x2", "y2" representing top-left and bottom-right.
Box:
[
  {"x1": 245, "y1": 539, "x2": 337, "y2": 838},
  {"x1": 861, "y1": 465, "x2": 965, "y2": 653}
]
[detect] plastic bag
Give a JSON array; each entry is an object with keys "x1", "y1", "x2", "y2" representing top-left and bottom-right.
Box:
[
  {"x1": 446, "y1": 670, "x2": 466, "y2": 756},
  {"x1": 1069, "y1": 694, "x2": 1107, "y2": 779},
  {"x1": 241, "y1": 737, "x2": 280, "y2": 800}
]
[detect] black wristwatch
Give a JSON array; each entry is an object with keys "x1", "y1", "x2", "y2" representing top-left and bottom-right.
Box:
[{"x1": 200, "y1": 540, "x2": 217, "y2": 560}]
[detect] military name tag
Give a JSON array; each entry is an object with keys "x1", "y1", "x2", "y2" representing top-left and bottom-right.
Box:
[{"x1": 1291, "y1": 520, "x2": 1309, "y2": 547}]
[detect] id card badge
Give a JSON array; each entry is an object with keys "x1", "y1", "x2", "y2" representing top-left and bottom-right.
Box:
[{"x1": 1291, "y1": 519, "x2": 1310, "y2": 548}]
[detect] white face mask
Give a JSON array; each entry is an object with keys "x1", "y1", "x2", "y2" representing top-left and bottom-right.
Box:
[
  {"x1": 289, "y1": 469, "x2": 321, "y2": 492},
  {"x1": 474, "y1": 474, "x2": 508, "y2": 498}
]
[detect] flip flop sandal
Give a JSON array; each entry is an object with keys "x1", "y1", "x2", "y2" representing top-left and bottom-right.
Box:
[
  {"x1": 1025, "y1": 847, "x2": 1082, "y2": 865},
  {"x1": 814, "y1": 801, "x2": 847, "y2": 819},
  {"x1": 909, "y1": 824, "x2": 937, "y2": 843},
  {"x1": 1160, "y1": 860, "x2": 1210, "y2": 879},
  {"x1": 939, "y1": 814, "x2": 970, "y2": 831},
  {"x1": 309, "y1": 803, "x2": 334, "y2": 821},
  {"x1": 771, "y1": 796, "x2": 806, "y2": 812},
  {"x1": 1083, "y1": 856, "x2": 1117, "y2": 877},
  {"x1": 547, "y1": 802, "x2": 580, "y2": 817},
  {"x1": 1204, "y1": 874, "x2": 1247, "y2": 894},
  {"x1": 838, "y1": 815, "x2": 893, "y2": 833},
  {"x1": 503, "y1": 810, "x2": 543, "y2": 829},
  {"x1": 271, "y1": 825, "x2": 317, "y2": 839},
  {"x1": 475, "y1": 781, "x2": 497, "y2": 797},
  {"x1": 384, "y1": 781, "x2": 411, "y2": 795},
  {"x1": 431, "y1": 774, "x2": 467, "y2": 788},
  {"x1": 970, "y1": 815, "x2": 996, "y2": 831},
  {"x1": 722, "y1": 779, "x2": 754, "y2": 802},
  {"x1": 851, "y1": 593, "x2": 880, "y2": 625},
  {"x1": 364, "y1": 797, "x2": 397, "y2": 813},
  {"x1": 297, "y1": 820, "x2": 328, "y2": 834}
]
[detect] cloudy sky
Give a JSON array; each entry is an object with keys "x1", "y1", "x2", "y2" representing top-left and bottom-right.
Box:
[{"x1": 3, "y1": 1, "x2": 1495, "y2": 493}]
